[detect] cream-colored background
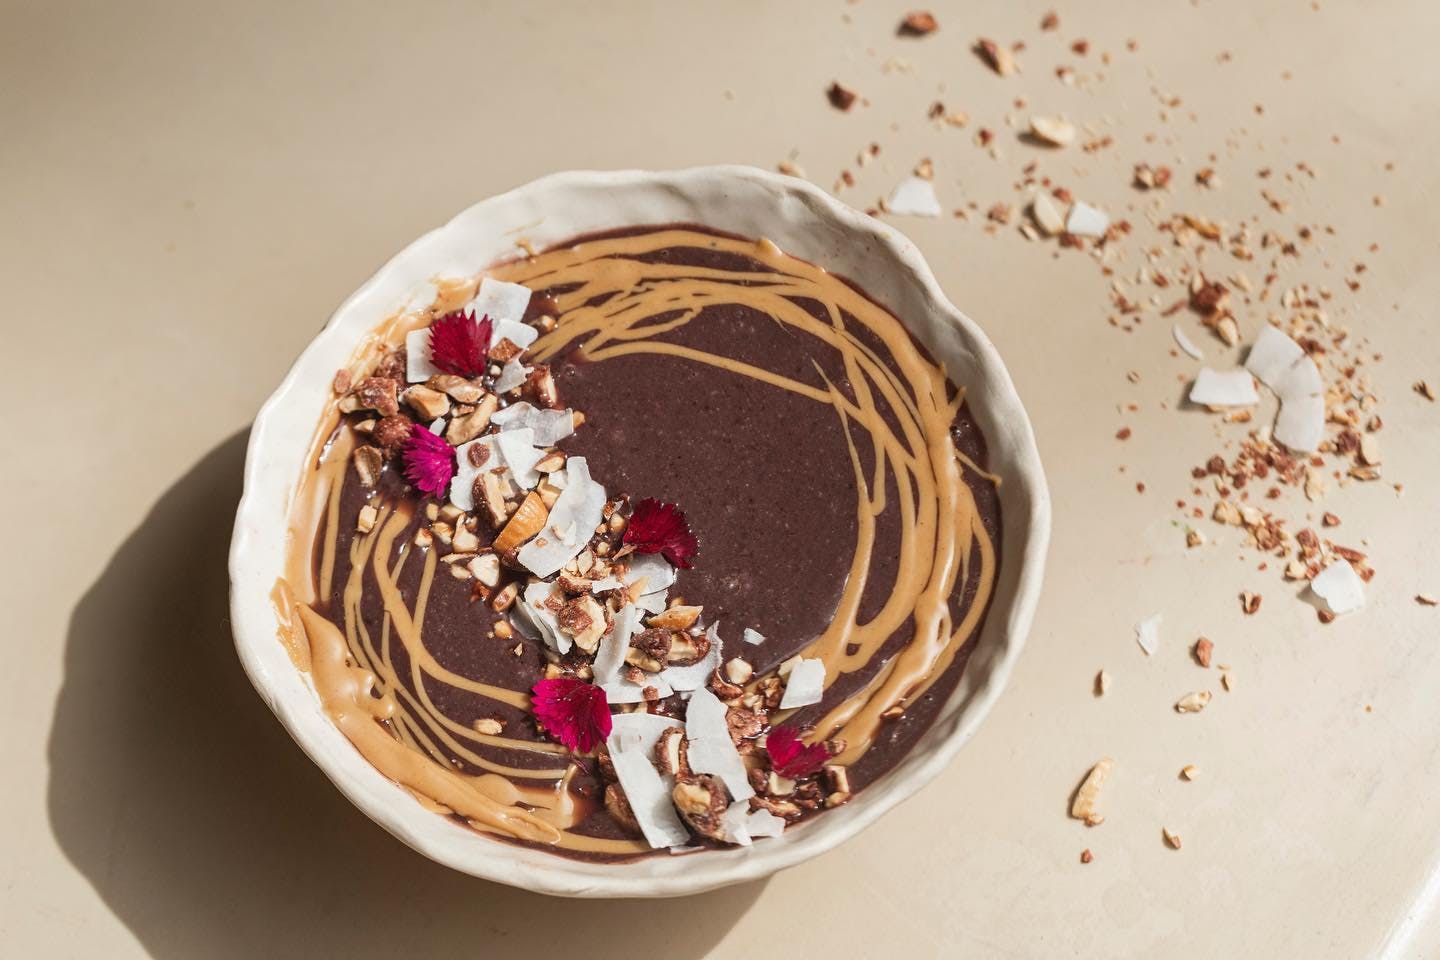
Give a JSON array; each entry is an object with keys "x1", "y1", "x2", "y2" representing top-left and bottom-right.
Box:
[{"x1": 3, "y1": 1, "x2": 1437, "y2": 957}]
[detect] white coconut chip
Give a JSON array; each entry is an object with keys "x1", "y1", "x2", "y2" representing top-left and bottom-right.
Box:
[
  {"x1": 684, "y1": 687, "x2": 755, "y2": 802},
  {"x1": 401, "y1": 280, "x2": 440, "y2": 316},
  {"x1": 468, "y1": 277, "x2": 532, "y2": 327},
  {"x1": 590, "y1": 576, "x2": 624, "y2": 593},
  {"x1": 1274, "y1": 355, "x2": 1323, "y2": 402},
  {"x1": 495, "y1": 426, "x2": 544, "y2": 490},
  {"x1": 778, "y1": 658, "x2": 826, "y2": 709},
  {"x1": 1189, "y1": 368, "x2": 1259, "y2": 407},
  {"x1": 1245, "y1": 324, "x2": 1306, "y2": 390},
  {"x1": 636, "y1": 591, "x2": 669, "y2": 615},
  {"x1": 608, "y1": 710, "x2": 682, "y2": 755},
  {"x1": 609, "y1": 741, "x2": 690, "y2": 849},
  {"x1": 491, "y1": 401, "x2": 576, "y2": 445},
  {"x1": 745, "y1": 808, "x2": 786, "y2": 839},
  {"x1": 722, "y1": 800, "x2": 754, "y2": 847},
  {"x1": 1065, "y1": 201, "x2": 1110, "y2": 238},
  {"x1": 602, "y1": 672, "x2": 674, "y2": 704},
  {"x1": 493, "y1": 358, "x2": 531, "y2": 393},
  {"x1": 448, "y1": 435, "x2": 502, "y2": 512},
  {"x1": 517, "y1": 457, "x2": 607, "y2": 578},
  {"x1": 1172, "y1": 324, "x2": 1205, "y2": 360},
  {"x1": 660, "y1": 622, "x2": 722, "y2": 692},
  {"x1": 623, "y1": 553, "x2": 677, "y2": 596},
  {"x1": 742, "y1": 628, "x2": 766, "y2": 646},
  {"x1": 1135, "y1": 614, "x2": 1162, "y2": 656},
  {"x1": 405, "y1": 326, "x2": 443, "y2": 383},
  {"x1": 428, "y1": 418, "x2": 445, "y2": 435},
  {"x1": 592, "y1": 604, "x2": 639, "y2": 685},
  {"x1": 887, "y1": 176, "x2": 943, "y2": 217},
  {"x1": 1310, "y1": 560, "x2": 1366, "y2": 616},
  {"x1": 1275, "y1": 394, "x2": 1325, "y2": 452},
  {"x1": 521, "y1": 581, "x2": 569, "y2": 654}
]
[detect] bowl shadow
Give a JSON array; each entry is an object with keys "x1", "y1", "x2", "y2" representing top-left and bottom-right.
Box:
[{"x1": 46, "y1": 430, "x2": 762, "y2": 959}]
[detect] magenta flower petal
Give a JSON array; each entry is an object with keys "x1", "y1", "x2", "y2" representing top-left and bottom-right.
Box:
[
  {"x1": 400, "y1": 423, "x2": 455, "y2": 497},
  {"x1": 530, "y1": 678, "x2": 612, "y2": 753},
  {"x1": 428, "y1": 310, "x2": 493, "y2": 378},
  {"x1": 765, "y1": 725, "x2": 831, "y2": 778},
  {"x1": 623, "y1": 498, "x2": 699, "y2": 569}
]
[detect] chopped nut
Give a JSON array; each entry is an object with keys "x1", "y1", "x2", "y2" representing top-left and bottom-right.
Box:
[
  {"x1": 356, "y1": 503, "x2": 378, "y2": 534},
  {"x1": 372, "y1": 415, "x2": 412, "y2": 457},
  {"x1": 1080, "y1": 848, "x2": 1093, "y2": 864},
  {"x1": 489, "y1": 581, "x2": 518, "y2": 612},
  {"x1": 403, "y1": 384, "x2": 451, "y2": 420},
  {"x1": 1070, "y1": 758, "x2": 1114, "y2": 825},
  {"x1": 724, "y1": 658, "x2": 754, "y2": 684},
  {"x1": 468, "y1": 551, "x2": 501, "y2": 587},
  {"x1": 493, "y1": 619, "x2": 513, "y2": 640},
  {"x1": 557, "y1": 595, "x2": 607, "y2": 653},
  {"x1": 1095, "y1": 670, "x2": 1110, "y2": 696},
  {"x1": 628, "y1": 628, "x2": 673, "y2": 672},
  {"x1": 826, "y1": 81, "x2": 858, "y2": 111},
  {"x1": 655, "y1": 726, "x2": 689, "y2": 778},
  {"x1": 534, "y1": 450, "x2": 567, "y2": 474},
  {"x1": 1029, "y1": 115, "x2": 1075, "y2": 147},
  {"x1": 1221, "y1": 670, "x2": 1235, "y2": 692},
  {"x1": 332, "y1": 368, "x2": 353, "y2": 394},
  {"x1": 1193, "y1": 637, "x2": 1214, "y2": 668},
  {"x1": 672, "y1": 774, "x2": 729, "y2": 840},
  {"x1": 521, "y1": 364, "x2": 561, "y2": 409},
  {"x1": 452, "y1": 526, "x2": 480, "y2": 553},
  {"x1": 493, "y1": 491, "x2": 548, "y2": 556},
  {"x1": 353, "y1": 376, "x2": 399, "y2": 417},
  {"x1": 1240, "y1": 592, "x2": 1262, "y2": 615},
  {"x1": 1163, "y1": 827, "x2": 1182, "y2": 850},
  {"x1": 352, "y1": 445, "x2": 384, "y2": 488},
  {"x1": 1180, "y1": 764, "x2": 1199, "y2": 781},
  {"x1": 725, "y1": 707, "x2": 764, "y2": 744},
  {"x1": 1175, "y1": 691, "x2": 1212, "y2": 713},
  {"x1": 427, "y1": 374, "x2": 484, "y2": 404},
  {"x1": 445, "y1": 393, "x2": 499, "y2": 445},
  {"x1": 898, "y1": 11, "x2": 938, "y2": 35},
  {"x1": 1358, "y1": 433, "x2": 1381, "y2": 466},
  {"x1": 488, "y1": 337, "x2": 524, "y2": 365},
  {"x1": 975, "y1": 38, "x2": 1016, "y2": 76},
  {"x1": 473, "y1": 717, "x2": 503, "y2": 736},
  {"x1": 648, "y1": 605, "x2": 703, "y2": 630},
  {"x1": 1416, "y1": 381, "x2": 1436, "y2": 401}
]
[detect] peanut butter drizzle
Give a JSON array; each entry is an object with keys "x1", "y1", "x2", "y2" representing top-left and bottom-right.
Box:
[{"x1": 273, "y1": 227, "x2": 996, "y2": 852}]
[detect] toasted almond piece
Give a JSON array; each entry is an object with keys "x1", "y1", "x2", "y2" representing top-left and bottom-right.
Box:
[
  {"x1": 356, "y1": 503, "x2": 378, "y2": 534},
  {"x1": 489, "y1": 581, "x2": 518, "y2": 612},
  {"x1": 352, "y1": 445, "x2": 384, "y2": 488},
  {"x1": 1029, "y1": 115, "x2": 1075, "y2": 147},
  {"x1": 1163, "y1": 827, "x2": 1182, "y2": 850},
  {"x1": 428, "y1": 374, "x2": 484, "y2": 404},
  {"x1": 473, "y1": 717, "x2": 504, "y2": 735},
  {"x1": 1194, "y1": 637, "x2": 1214, "y2": 668},
  {"x1": 403, "y1": 384, "x2": 451, "y2": 420},
  {"x1": 445, "y1": 393, "x2": 499, "y2": 445},
  {"x1": 1175, "y1": 691, "x2": 1212, "y2": 713},
  {"x1": 1031, "y1": 191, "x2": 1066, "y2": 235},
  {"x1": 648, "y1": 604, "x2": 703, "y2": 630},
  {"x1": 493, "y1": 491, "x2": 549, "y2": 556},
  {"x1": 479, "y1": 471, "x2": 513, "y2": 527},
  {"x1": 1358, "y1": 433, "x2": 1381, "y2": 465},
  {"x1": 1070, "y1": 758, "x2": 1114, "y2": 824},
  {"x1": 468, "y1": 552, "x2": 501, "y2": 587},
  {"x1": 1419, "y1": 594, "x2": 1439, "y2": 607},
  {"x1": 534, "y1": 450, "x2": 567, "y2": 473},
  {"x1": 536, "y1": 474, "x2": 565, "y2": 510},
  {"x1": 1240, "y1": 591, "x2": 1262, "y2": 615},
  {"x1": 493, "y1": 619, "x2": 513, "y2": 640},
  {"x1": 975, "y1": 37, "x2": 1016, "y2": 76},
  {"x1": 1080, "y1": 848, "x2": 1093, "y2": 864},
  {"x1": 1180, "y1": 764, "x2": 1199, "y2": 781},
  {"x1": 724, "y1": 658, "x2": 753, "y2": 684},
  {"x1": 1221, "y1": 671, "x2": 1235, "y2": 692},
  {"x1": 1095, "y1": 670, "x2": 1110, "y2": 696},
  {"x1": 452, "y1": 526, "x2": 480, "y2": 553}
]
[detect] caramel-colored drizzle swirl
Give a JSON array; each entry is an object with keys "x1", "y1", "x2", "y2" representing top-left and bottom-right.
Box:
[{"x1": 275, "y1": 228, "x2": 998, "y2": 853}]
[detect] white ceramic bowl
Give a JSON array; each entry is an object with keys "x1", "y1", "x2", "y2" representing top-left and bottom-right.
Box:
[{"x1": 229, "y1": 166, "x2": 1050, "y2": 898}]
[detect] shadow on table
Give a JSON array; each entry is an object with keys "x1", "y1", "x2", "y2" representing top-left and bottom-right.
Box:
[{"x1": 47, "y1": 431, "x2": 761, "y2": 959}]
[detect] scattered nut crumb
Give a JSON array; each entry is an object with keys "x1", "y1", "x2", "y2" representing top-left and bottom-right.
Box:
[
  {"x1": 1193, "y1": 637, "x2": 1214, "y2": 668},
  {"x1": 1080, "y1": 847, "x2": 1093, "y2": 864},
  {"x1": 1095, "y1": 669, "x2": 1110, "y2": 696},
  {"x1": 1180, "y1": 764, "x2": 1199, "y2": 781},
  {"x1": 1175, "y1": 691, "x2": 1212, "y2": 713},
  {"x1": 1163, "y1": 827, "x2": 1182, "y2": 850},
  {"x1": 898, "y1": 11, "x2": 938, "y2": 35},
  {"x1": 827, "y1": 82, "x2": 858, "y2": 111},
  {"x1": 1070, "y1": 757, "x2": 1114, "y2": 826}
]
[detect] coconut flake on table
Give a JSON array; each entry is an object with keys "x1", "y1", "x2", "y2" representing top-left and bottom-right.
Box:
[
  {"x1": 491, "y1": 401, "x2": 576, "y2": 445},
  {"x1": 1065, "y1": 201, "x2": 1110, "y2": 238},
  {"x1": 519, "y1": 582, "x2": 568, "y2": 654},
  {"x1": 660, "y1": 622, "x2": 722, "y2": 692},
  {"x1": 1244, "y1": 324, "x2": 1306, "y2": 390},
  {"x1": 592, "y1": 604, "x2": 639, "y2": 685},
  {"x1": 684, "y1": 688, "x2": 755, "y2": 802},
  {"x1": 1135, "y1": 614, "x2": 1162, "y2": 656},
  {"x1": 1189, "y1": 368, "x2": 1259, "y2": 407},
  {"x1": 609, "y1": 738, "x2": 690, "y2": 849},
  {"x1": 517, "y1": 457, "x2": 607, "y2": 577},
  {"x1": 1172, "y1": 325, "x2": 1205, "y2": 360},
  {"x1": 1275, "y1": 393, "x2": 1325, "y2": 452},
  {"x1": 778, "y1": 658, "x2": 826, "y2": 709},
  {"x1": 1310, "y1": 560, "x2": 1366, "y2": 615},
  {"x1": 602, "y1": 671, "x2": 674, "y2": 705},
  {"x1": 448, "y1": 435, "x2": 502, "y2": 512},
  {"x1": 887, "y1": 176, "x2": 943, "y2": 217},
  {"x1": 1274, "y1": 355, "x2": 1323, "y2": 402},
  {"x1": 495, "y1": 426, "x2": 544, "y2": 489},
  {"x1": 742, "y1": 628, "x2": 765, "y2": 646},
  {"x1": 492, "y1": 358, "x2": 530, "y2": 393},
  {"x1": 405, "y1": 326, "x2": 443, "y2": 382}
]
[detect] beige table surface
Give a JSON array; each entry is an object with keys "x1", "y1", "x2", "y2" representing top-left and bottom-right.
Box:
[{"x1": 4, "y1": 1, "x2": 1439, "y2": 957}]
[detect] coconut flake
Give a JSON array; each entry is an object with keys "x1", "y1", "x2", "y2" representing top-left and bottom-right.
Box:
[
  {"x1": 590, "y1": 577, "x2": 624, "y2": 593},
  {"x1": 1310, "y1": 561, "x2": 1366, "y2": 615},
  {"x1": 1245, "y1": 325, "x2": 1306, "y2": 390},
  {"x1": 722, "y1": 800, "x2": 753, "y2": 846},
  {"x1": 608, "y1": 710, "x2": 682, "y2": 755},
  {"x1": 887, "y1": 176, "x2": 942, "y2": 217},
  {"x1": 636, "y1": 591, "x2": 668, "y2": 615},
  {"x1": 684, "y1": 688, "x2": 754, "y2": 801},
  {"x1": 493, "y1": 358, "x2": 530, "y2": 393},
  {"x1": 1135, "y1": 614, "x2": 1162, "y2": 656},
  {"x1": 742, "y1": 628, "x2": 766, "y2": 646},
  {"x1": 468, "y1": 277, "x2": 531, "y2": 327},
  {"x1": 1275, "y1": 394, "x2": 1326, "y2": 452},
  {"x1": 517, "y1": 457, "x2": 607, "y2": 577},
  {"x1": 521, "y1": 582, "x2": 569, "y2": 654},
  {"x1": 448, "y1": 435, "x2": 501, "y2": 512},
  {"x1": 495, "y1": 427, "x2": 544, "y2": 489},
  {"x1": 1274, "y1": 355, "x2": 1323, "y2": 402},
  {"x1": 593, "y1": 604, "x2": 639, "y2": 685},
  {"x1": 405, "y1": 327, "x2": 443, "y2": 382},
  {"x1": 609, "y1": 741, "x2": 690, "y2": 849},
  {"x1": 660, "y1": 622, "x2": 722, "y2": 692},
  {"x1": 745, "y1": 808, "x2": 786, "y2": 839},
  {"x1": 623, "y1": 552, "x2": 677, "y2": 597},
  {"x1": 491, "y1": 401, "x2": 576, "y2": 445},
  {"x1": 1189, "y1": 368, "x2": 1259, "y2": 407},
  {"x1": 778, "y1": 658, "x2": 826, "y2": 709},
  {"x1": 1172, "y1": 324, "x2": 1205, "y2": 360},
  {"x1": 602, "y1": 672, "x2": 674, "y2": 705},
  {"x1": 1065, "y1": 201, "x2": 1110, "y2": 237}
]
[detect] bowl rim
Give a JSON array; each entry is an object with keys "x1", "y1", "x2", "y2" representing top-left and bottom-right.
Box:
[{"x1": 228, "y1": 164, "x2": 1050, "y2": 897}]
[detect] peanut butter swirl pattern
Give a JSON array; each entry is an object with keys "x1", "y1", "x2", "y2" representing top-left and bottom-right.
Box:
[{"x1": 277, "y1": 228, "x2": 999, "y2": 855}]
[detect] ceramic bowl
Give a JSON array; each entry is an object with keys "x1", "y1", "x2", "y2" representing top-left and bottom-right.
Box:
[{"x1": 228, "y1": 165, "x2": 1050, "y2": 897}]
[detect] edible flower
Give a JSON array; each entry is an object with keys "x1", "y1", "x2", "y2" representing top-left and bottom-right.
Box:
[
  {"x1": 530, "y1": 677, "x2": 612, "y2": 753},
  {"x1": 765, "y1": 725, "x2": 831, "y2": 778},
  {"x1": 428, "y1": 309, "x2": 493, "y2": 378},
  {"x1": 623, "y1": 498, "x2": 699, "y2": 569},
  {"x1": 400, "y1": 423, "x2": 455, "y2": 497}
]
